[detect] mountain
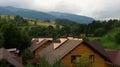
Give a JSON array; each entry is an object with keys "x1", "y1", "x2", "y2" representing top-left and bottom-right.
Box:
[
  {"x1": 0, "y1": 6, "x2": 56, "y2": 21},
  {"x1": 0, "y1": 6, "x2": 94, "y2": 23},
  {"x1": 49, "y1": 12, "x2": 94, "y2": 23}
]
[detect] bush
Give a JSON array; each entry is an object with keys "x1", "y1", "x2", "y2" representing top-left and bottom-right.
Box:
[
  {"x1": 0, "y1": 59, "x2": 9, "y2": 67},
  {"x1": 0, "y1": 32, "x2": 4, "y2": 48},
  {"x1": 115, "y1": 33, "x2": 120, "y2": 44},
  {"x1": 21, "y1": 48, "x2": 34, "y2": 64},
  {"x1": 37, "y1": 57, "x2": 51, "y2": 67},
  {"x1": 52, "y1": 60, "x2": 63, "y2": 67},
  {"x1": 73, "y1": 54, "x2": 94, "y2": 67},
  {"x1": 24, "y1": 63, "x2": 34, "y2": 67},
  {"x1": 36, "y1": 57, "x2": 63, "y2": 67}
]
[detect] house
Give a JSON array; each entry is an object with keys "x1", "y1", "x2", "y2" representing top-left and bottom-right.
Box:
[
  {"x1": 105, "y1": 49, "x2": 120, "y2": 67},
  {"x1": 6, "y1": 48, "x2": 20, "y2": 57},
  {"x1": 39, "y1": 38, "x2": 112, "y2": 67},
  {"x1": 0, "y1": 48, "x2": 23, "y2": 67},
  {"x1": 29, "y1": 38, "x2": 53, "y2": 59}
]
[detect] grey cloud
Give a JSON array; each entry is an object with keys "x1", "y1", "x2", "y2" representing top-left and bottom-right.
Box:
[
  {"x1": 0, "y1": 0, "x2": 120, "y2": 20},
  {"x1": 54, "y1": 1, "x2": 82, "y2": 14}
]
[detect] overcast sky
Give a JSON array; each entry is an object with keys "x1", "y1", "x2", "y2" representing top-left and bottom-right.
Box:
[{"x1": 0, "y1": 0, "x2": 120, "y2": 20}]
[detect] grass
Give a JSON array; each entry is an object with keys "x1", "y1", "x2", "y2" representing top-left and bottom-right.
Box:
[
  {"x1": 0, "y1": 15, "x2": 57, "y2": 27},
  {"x1": 29, "y1": 21, "x2": 56, "y2": 27},
  {"x1": 88, "y1": 27, "x2": 120, "y2": 50}
]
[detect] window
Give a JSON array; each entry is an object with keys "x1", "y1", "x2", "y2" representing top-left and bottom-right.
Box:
[
  {"x1": 71, "y1": 55, "x2": 81, "y2": 63},
  {"x1": 89, "y1": 55, "x2": 94, "y2": 62}
]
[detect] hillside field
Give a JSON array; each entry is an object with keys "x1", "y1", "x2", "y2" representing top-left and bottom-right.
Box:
[{"x1": 88, "y1": 27, "x2": 120, "y2": 50}]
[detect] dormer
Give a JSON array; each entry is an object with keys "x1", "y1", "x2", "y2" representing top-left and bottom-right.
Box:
[{"x1": 53, "y1": 39, "x2": 61, "y2": 49}]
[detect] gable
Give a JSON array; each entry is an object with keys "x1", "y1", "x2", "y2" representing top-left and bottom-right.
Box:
[
  {"x1": 61, "y1": 43, "x2": 107, "y2": 67},
  {"x1": 63, "y1": 42, "x2": 104, "y2": 58},
  {"x1": 39, "y1": 40, "x2": 110, "y2": 65}
]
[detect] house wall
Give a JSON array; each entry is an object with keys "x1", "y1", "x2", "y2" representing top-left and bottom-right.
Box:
[
  {"x1": 61, "y1": 43, "x2": 107, "y2": 67},
  {"x1": 34, "y1": 41, "x2": 51, "y2": 59}
]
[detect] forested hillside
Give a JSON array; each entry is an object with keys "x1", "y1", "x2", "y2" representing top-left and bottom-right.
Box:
[
  {"x1": 0, "y1": 15, "x2": 120, "y2": 50},
  {"x1": 0, "y1": 6, "x2": 94, "y2": 23}
]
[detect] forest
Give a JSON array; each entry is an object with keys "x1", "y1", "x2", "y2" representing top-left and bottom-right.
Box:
[{"x1": 0, "y1": 15, "x2": 120, "y2": 51}]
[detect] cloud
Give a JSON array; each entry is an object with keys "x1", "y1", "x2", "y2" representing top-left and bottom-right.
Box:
[{"x1": 0, "y1": 0, "x2": 120, "y2": 20}]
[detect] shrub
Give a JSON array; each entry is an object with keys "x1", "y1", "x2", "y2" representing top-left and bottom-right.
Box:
[
  {"x1": 21, "y1": 48, "x2": 34, "y2": 64},
  {"x1": 0, "y1": 32, "x2": 4, "y2": 48},
  {"x1": 52, "y1": 60, "x2": 63, "y2": 67},
  {"x1": 73, "y1": 54, "x2": 94, "y2": 67},
  {"x1": 0, "y1": 59, "x2": 9, "y2": 67},
  {"x1": 37, "y1": 57, "x2": 51, "y2": 67},
  {"x1": 115, "y1": 33, "x2": 120, "y2": 44},
  {"x1": 24, "y1": 63, "x2": 34, "y2": 67}
]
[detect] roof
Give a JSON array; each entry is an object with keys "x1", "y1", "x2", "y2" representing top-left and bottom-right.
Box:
[
  {"x1": 6, "y1": 48, "x2": 17, "y2": 52},
  {"x1": 39, "y1": 40, "x2": 111, "y2": 65},
  {"x1": 27, "y1": 58, "x2": 39, "y2": 64},
  {"x1": 0, "y1": 48, "x2": 23, "y2": 67},
  {"x1": 84, "y1": 41, "x2": 111, "y2": 62},
  {"x1": 40, "y1": 40, "x2": 82, "y2": 65},
  {"x1": 29, "y1": 39, "x2": 51, "y2": 52},
  {"x1": 105, "y1": 49, "x2": 120, "y2": 66}
]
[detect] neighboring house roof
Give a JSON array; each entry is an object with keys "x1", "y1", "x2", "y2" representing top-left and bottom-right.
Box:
[
  {"x1": 39, "y1": 40, "x2": 110, "y2": 65},
  {"x1": 27, "y1": 58, "x2": 39, "y2": 64},
  {"x1": 6, "y1": 48, "x2": 17, "y2": 52},
  {"x1": 0, "y1": 48, "x2": 23, "y2": 67},
  {"x1": 40, "y1": 40, "x2": 82, "y2": 65},
  {"x1": 105, "y1": 49, "x2": 120, "y2": 66},
  {"x1": 29, "y1": 39, "x2": 51, "y2": 52}
]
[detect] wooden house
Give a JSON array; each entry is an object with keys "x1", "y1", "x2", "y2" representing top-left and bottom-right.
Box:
[
  {"x1": 39, "y1": 39, "x2": 112, "y2": 67},
  {"x1": 105, "y1": 49, "x2": 120, "y2": 67},
  {"x1": 0, "y1": 48, "x2": 23, "y2": 67},
  {"x1": 29, "y1": 38, "x2": 52, "y2": 59}
]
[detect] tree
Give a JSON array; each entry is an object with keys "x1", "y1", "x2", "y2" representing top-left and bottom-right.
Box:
[
  {"x1": 14, "y1": 15, "x2": 28, "y2": 26},
  {"x1": 20, "y1": 31, "x2": 31, "y2": 51},
  {"x1": 1, "y1": 23, "x2": 22, "y2": 49},
  {"x1": 94, "y1": 28, "x2": 105, "y2": 36},
  {"x1": 48, "y1": 25, "x2": 54, "y2": 37},
  {"x1": 37, "y1": 57, "x2": 63, "y2": 67},
  {"x1": 52, "y1": 60, "x2": 63, "y2": 67},
  {"x1": 0, "y1": 32, "x2": 4, "y2": 48},
  {"x1": 73, "y1": 54, "x2": 93, "y2": 67},
  {"x1": 37, "y1": 57, "x2": 51, "y2": 67},
  {"x1": 1, "y1": 23, "x2": 31, "y2": 51},
  {"x1": 24, "y1": 63, "x2": 34, "y2": 67},
  {"x1": 0, "y1": 59, "x2": 9, "y2": 67},
  {"x1": 21, "y1": 48, "x2": 34, "y2": 64},
  {"x1": 115, "y1": 33, "x2": 120, "y2": 44}
]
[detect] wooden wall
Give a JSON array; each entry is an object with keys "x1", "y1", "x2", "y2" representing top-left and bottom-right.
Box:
[
  {"x1": 61, "y1": 43, "x2": 107, "y2": 67},
  {"x1": 34, "y1": 41, "x2": 51, "y2": 59}
]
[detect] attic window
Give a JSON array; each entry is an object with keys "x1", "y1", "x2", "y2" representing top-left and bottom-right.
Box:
[
  {"x1": 71, "y1": 55, "x2": 81, "y2": 63},
  {"x1": 89, "y1": 55, "x2": 94, "y2": 62}
]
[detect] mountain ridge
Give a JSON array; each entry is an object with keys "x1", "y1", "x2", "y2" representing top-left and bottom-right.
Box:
[
  {"x1": 49, "y1": 12, "x2": 94, "y2": 23},
  {"x1": 0, "y1": 6, "x2": 94, "y2": 24}
]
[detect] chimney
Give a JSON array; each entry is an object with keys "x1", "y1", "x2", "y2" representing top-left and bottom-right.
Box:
[
  {"x1": 38, "y1": 36, "x2": 53, "y2": 41},
  {"x1": 67, "y1": 34, "x2": 74, "y2": 40},
  {"x1": 73, "y1": 36, "x2": 79, "y2": 40}
]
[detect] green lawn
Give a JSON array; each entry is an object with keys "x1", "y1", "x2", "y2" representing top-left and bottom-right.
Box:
[{"x1": 88, "y1": 27, "x2": 120, "y2": 50}]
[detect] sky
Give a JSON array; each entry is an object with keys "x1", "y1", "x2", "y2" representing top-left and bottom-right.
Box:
[{"x1": 0, "y1": 0, "x2": 120, "y2": 20}]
